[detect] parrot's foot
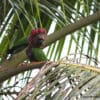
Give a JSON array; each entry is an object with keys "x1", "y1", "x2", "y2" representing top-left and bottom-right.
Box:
[{"x1": 18, "y1": 62, "x2": 28, "y2": 67}]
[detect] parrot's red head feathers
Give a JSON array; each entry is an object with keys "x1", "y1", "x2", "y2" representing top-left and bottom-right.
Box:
[
  {"x1": 31, "y1": 28, "x2": 46, "y2": 35},
  {"x1": 29, "y1": 28, "x2": 47, "y2": 46}
]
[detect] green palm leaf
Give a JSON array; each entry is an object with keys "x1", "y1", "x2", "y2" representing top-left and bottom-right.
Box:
[{"x1": 0, "y1": 0, "x2": 100, "y2": 99}]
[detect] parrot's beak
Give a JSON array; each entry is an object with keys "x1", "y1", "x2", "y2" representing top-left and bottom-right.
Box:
[
  {"x1": 37, "y1": 39, "x2": 44, "y2": 46},
  {"x1": 29, "y1": 32, "x2": 47, "y2": 48}
]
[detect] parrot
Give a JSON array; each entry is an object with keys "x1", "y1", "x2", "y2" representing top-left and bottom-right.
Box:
[{"x1": 7, "y1": 28, "x2": 47, "y2": 61}]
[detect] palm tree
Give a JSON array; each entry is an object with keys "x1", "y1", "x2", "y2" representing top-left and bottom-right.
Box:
[{"x1": 0, "y1": 0, "x2": 100, "y2": 99}]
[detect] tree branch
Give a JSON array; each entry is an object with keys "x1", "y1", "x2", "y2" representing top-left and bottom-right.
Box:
[
  {"x1": 1, "y1": 11, "x2": 100, "y2": 68},
  {"x1": 0, "y1": 11, "x2": 99, "y2": 82},
  {"x1": 16, "y1": 62, "x2": 59, "y2": 100},
  {"x1": 45, "y1": 11, "x2": 100, "y2": 46},
  {"x1": 0, "y1": 61, "x2": 46, "y2": 83}
]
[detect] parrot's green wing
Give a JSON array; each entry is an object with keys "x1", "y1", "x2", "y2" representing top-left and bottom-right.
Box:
[
  {"x1": 7, "y1": 37, "x2": 28, "y2": 54},
  {"x1": 14, "y1": 37, "x2": 28, "y2": 47},
  {"x1": 32, "y1": 48, "x2": 47, "y2": 61}
]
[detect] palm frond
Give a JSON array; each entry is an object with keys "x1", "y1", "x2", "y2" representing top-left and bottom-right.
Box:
[
  {"x1": 0, "y1": 0, "x2": 100, "y2": 99},
  {"x1": 14, "y1": 60, "x2": 100, "y2": 99}
]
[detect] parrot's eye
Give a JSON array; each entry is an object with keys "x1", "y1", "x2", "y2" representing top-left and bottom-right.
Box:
[
  {"x1": 38, "y1": 38, "x2": 44, "y2": 41},
  {"x1": 38, "y1": 39, "x2": 44, "y2": 45}
]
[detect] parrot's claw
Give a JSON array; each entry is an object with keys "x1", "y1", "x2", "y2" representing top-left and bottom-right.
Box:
[{"x1": 18, "y1": 62, "x2": 28, "y2": 67}]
